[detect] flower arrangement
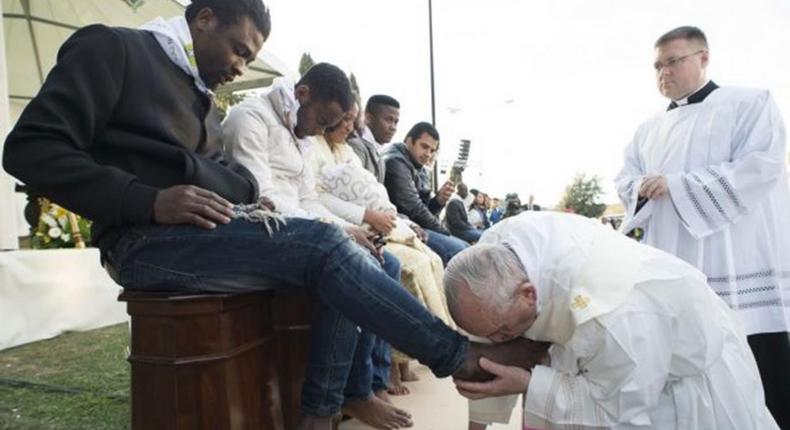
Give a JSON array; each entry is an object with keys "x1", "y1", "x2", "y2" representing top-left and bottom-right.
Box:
[{"x1": 31, "y1": 198, "x2": 92, "y2": 249}]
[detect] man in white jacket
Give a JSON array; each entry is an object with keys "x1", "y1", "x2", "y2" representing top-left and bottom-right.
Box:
[
  {"x1": 446, "y1": 212, "x2": 778, "y2": 430},
  {"x1": 222, "y1": 63, "x2": 412, "y2": 429}
]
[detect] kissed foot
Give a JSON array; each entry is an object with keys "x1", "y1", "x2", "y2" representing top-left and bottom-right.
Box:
[
  {"x1": 342, "y1": 395, "x2": 413, "y2": 429},
  {"x1": 453, "y1": 337, "x2": 551, "y2": 382}
]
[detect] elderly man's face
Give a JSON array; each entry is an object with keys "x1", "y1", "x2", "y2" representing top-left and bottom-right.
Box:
[{"x1": 453, "y1": 282, "x2": 538, "y2": 343}]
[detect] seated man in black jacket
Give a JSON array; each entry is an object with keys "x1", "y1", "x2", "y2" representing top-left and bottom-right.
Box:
[
  {"x1": 0, "y1": 1, "x2": 547, "y2": 429},
  {"x1": 444, "y1": 182, "x2": 482, "y2": 244},
  {"x1": 382, "y1": 122, "x2": 468, "y2": 265}
]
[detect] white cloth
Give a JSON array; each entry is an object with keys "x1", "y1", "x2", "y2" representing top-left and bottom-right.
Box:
[
  {"x1": 469, "y1": 212, "x2": 777, "y2": 429},
  {"x1": 0, "y1": 249, "x2": 127, "y2": 350},
  {"x1": 306, "y1": 136, "x2": 369, "y2": 225},
  {"x1": 467, "y1": 205, "x2": 484, "y2": 229},
  {"x1": 615, "y1": 86, "x2": 790, "y2": 336},
  {"x1": 139, "y1": 16, "x2": 211, "y2": 95},
  {"x1": 306, "y1": 136, "x2": 415, "y2": 238},
  {"x1": 221, "y1": 79, "x2": 349, "y2": 226}
]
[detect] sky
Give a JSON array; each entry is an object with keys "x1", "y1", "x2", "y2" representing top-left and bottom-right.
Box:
[{"x1": 250, "y1": 0, "x2": 790, "y2": 207}]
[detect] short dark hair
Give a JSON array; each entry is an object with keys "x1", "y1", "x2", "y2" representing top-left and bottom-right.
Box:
[
  {"x1": 186, "y1": 0, "x2": 271, "y2": 39},
  {"x1": 297, "y1": 63, "x2": 354, "y2": 112},
  {"x1": 405, "y1": 121, "x2": 439, "y2": 142},
  {"x1": 366, "y1": 95, "x2": 400, "y2": 115},
  {"x1": 654, "y1": 26, "x2": 708, "y2": 49}
]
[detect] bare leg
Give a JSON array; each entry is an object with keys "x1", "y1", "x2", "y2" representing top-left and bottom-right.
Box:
[
  {"x1": 398, "y1": 361, "x2": 419, "y2": 382},
  {"x1": 375, "y1": 388, "x2": 393, "y2": 403},
  {"x1": 342, "y1": 395, "x2": 413, "y2": 429},
  {"x1": 387, "y1": 362, "x2": 410, "y2": 395}
]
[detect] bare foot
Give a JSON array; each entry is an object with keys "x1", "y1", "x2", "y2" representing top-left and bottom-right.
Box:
[
  {"x1": 388, "y1": 363, "x2": 411, "y2": 395},
  {"x1": 375, "y1": 388, "x2": 393, "y2": 404},
  {"x1": 453, "y1": 338, "x2": 551, "y2": 382},
  {"x1": 342, "y1": 395, "x2": 413, "y2": 429},
  {"x1": 398, "y1": 362, "x2": 420, "y2": 382}
]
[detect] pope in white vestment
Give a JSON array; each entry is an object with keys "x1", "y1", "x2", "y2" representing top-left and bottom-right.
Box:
[{"x1": 445, "y1": 212, "x2": 778, "y2": 429}]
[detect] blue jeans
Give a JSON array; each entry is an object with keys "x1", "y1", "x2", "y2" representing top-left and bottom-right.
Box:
[
  {"x1": 425, "y1": 229, "x2": 469, "y2": 265},
  {"x1": 452, "y1": 228, "x2": 482, "y2": 244},
  {"x1": 105, "y1": 218, "x2": 466, "y2": 417},
  {"x1": 344, "y1": 251, "x2": 399, "y2": 399}
]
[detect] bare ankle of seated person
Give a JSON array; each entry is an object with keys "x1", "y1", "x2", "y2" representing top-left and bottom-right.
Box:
[
  {"x1": 398, "y1": 361, "x2": 419, "y2": 382},
  {"x1": 453, "y1": 337, "x2": 550, "y2": 382},
  {"x1": 388, "y1": 362, "x2": 410, "y2": 395}
]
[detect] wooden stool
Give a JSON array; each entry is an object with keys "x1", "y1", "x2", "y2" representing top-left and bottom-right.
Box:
[{"x1": 119, "y1": 290, "x2": 315, "y2": 430}]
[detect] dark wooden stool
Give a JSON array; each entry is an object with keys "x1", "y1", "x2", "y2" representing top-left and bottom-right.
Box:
[{"x1": 119, "y1": 289, "x2": 315, "y2": 430}]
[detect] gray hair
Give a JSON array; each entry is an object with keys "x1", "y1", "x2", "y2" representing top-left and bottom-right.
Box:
[
  {"x1": 655, "y1": 26, "x2": 708, "y2": 49},
  {"x1": 444, "y1": 244, "x2": 530, "y2": 314}
]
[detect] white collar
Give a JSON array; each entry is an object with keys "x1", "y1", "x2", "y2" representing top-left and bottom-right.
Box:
[{"x1": 673, "y1": 79, "x2": 710, "y2": 106}]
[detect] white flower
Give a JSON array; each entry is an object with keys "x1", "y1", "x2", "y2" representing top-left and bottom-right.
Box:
[
  {"x1": 61, "y1": 233, "x2": 71, "y2": 242},
  {"x1": 41, "y1": 214, "x2": 57, "y2": 227},
  {"x1": 58, "y1": 215, "x2": 68, "y2": 228},
  {"x1": 48, "y1": 227, "x2": 62, "y2": 239}
]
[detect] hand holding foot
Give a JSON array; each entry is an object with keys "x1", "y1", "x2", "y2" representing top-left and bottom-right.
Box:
[{"x1": 453, "y1": 338, "x2": 550, "y2": 382}]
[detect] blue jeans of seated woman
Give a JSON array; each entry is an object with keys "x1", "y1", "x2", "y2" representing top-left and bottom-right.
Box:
[
  {"x1": 105, "y1": 217, "x2": 466, "y2": 417},
  {"x1": 344, "y1": 251, "x2": 399, "y2": 400}
]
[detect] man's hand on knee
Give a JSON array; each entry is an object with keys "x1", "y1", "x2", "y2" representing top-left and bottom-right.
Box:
[{"x1": 153, "y1": 185, "x2": 235, "y2": 229}]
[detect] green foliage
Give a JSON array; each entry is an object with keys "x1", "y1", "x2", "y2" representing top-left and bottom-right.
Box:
[
  {"x1": 559, "y1": 173, "x2": 607, "y2": 218},
  {"x1": 298, "y1": 52, "x2": 316, "y2": 76},
  {"x1": 214, "y1": 92, "x2": 247, "y2": 121}
]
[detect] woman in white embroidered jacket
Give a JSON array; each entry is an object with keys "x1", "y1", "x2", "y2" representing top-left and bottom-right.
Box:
[{"x1": 306, "y1": 102, "x2": 454, "y2": 395}]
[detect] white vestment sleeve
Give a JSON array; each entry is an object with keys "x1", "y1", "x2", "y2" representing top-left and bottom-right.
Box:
[
  {"x1": 222, "y1": 107, "x2": 277, "y2": 201},
  {"x1": 524, "y1": 313, "x2": 674, "y2": 429},
  {"x1": 614, "y1": 127, "x2": 647, "y2": 217},
  {"x1": 665, "y1": 91, "x2": 786, "y2": 239}
]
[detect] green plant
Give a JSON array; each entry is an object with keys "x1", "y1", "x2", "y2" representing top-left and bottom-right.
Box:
[{"x1": 558, "y1": 173, "x2": 607, "y2": 218}]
